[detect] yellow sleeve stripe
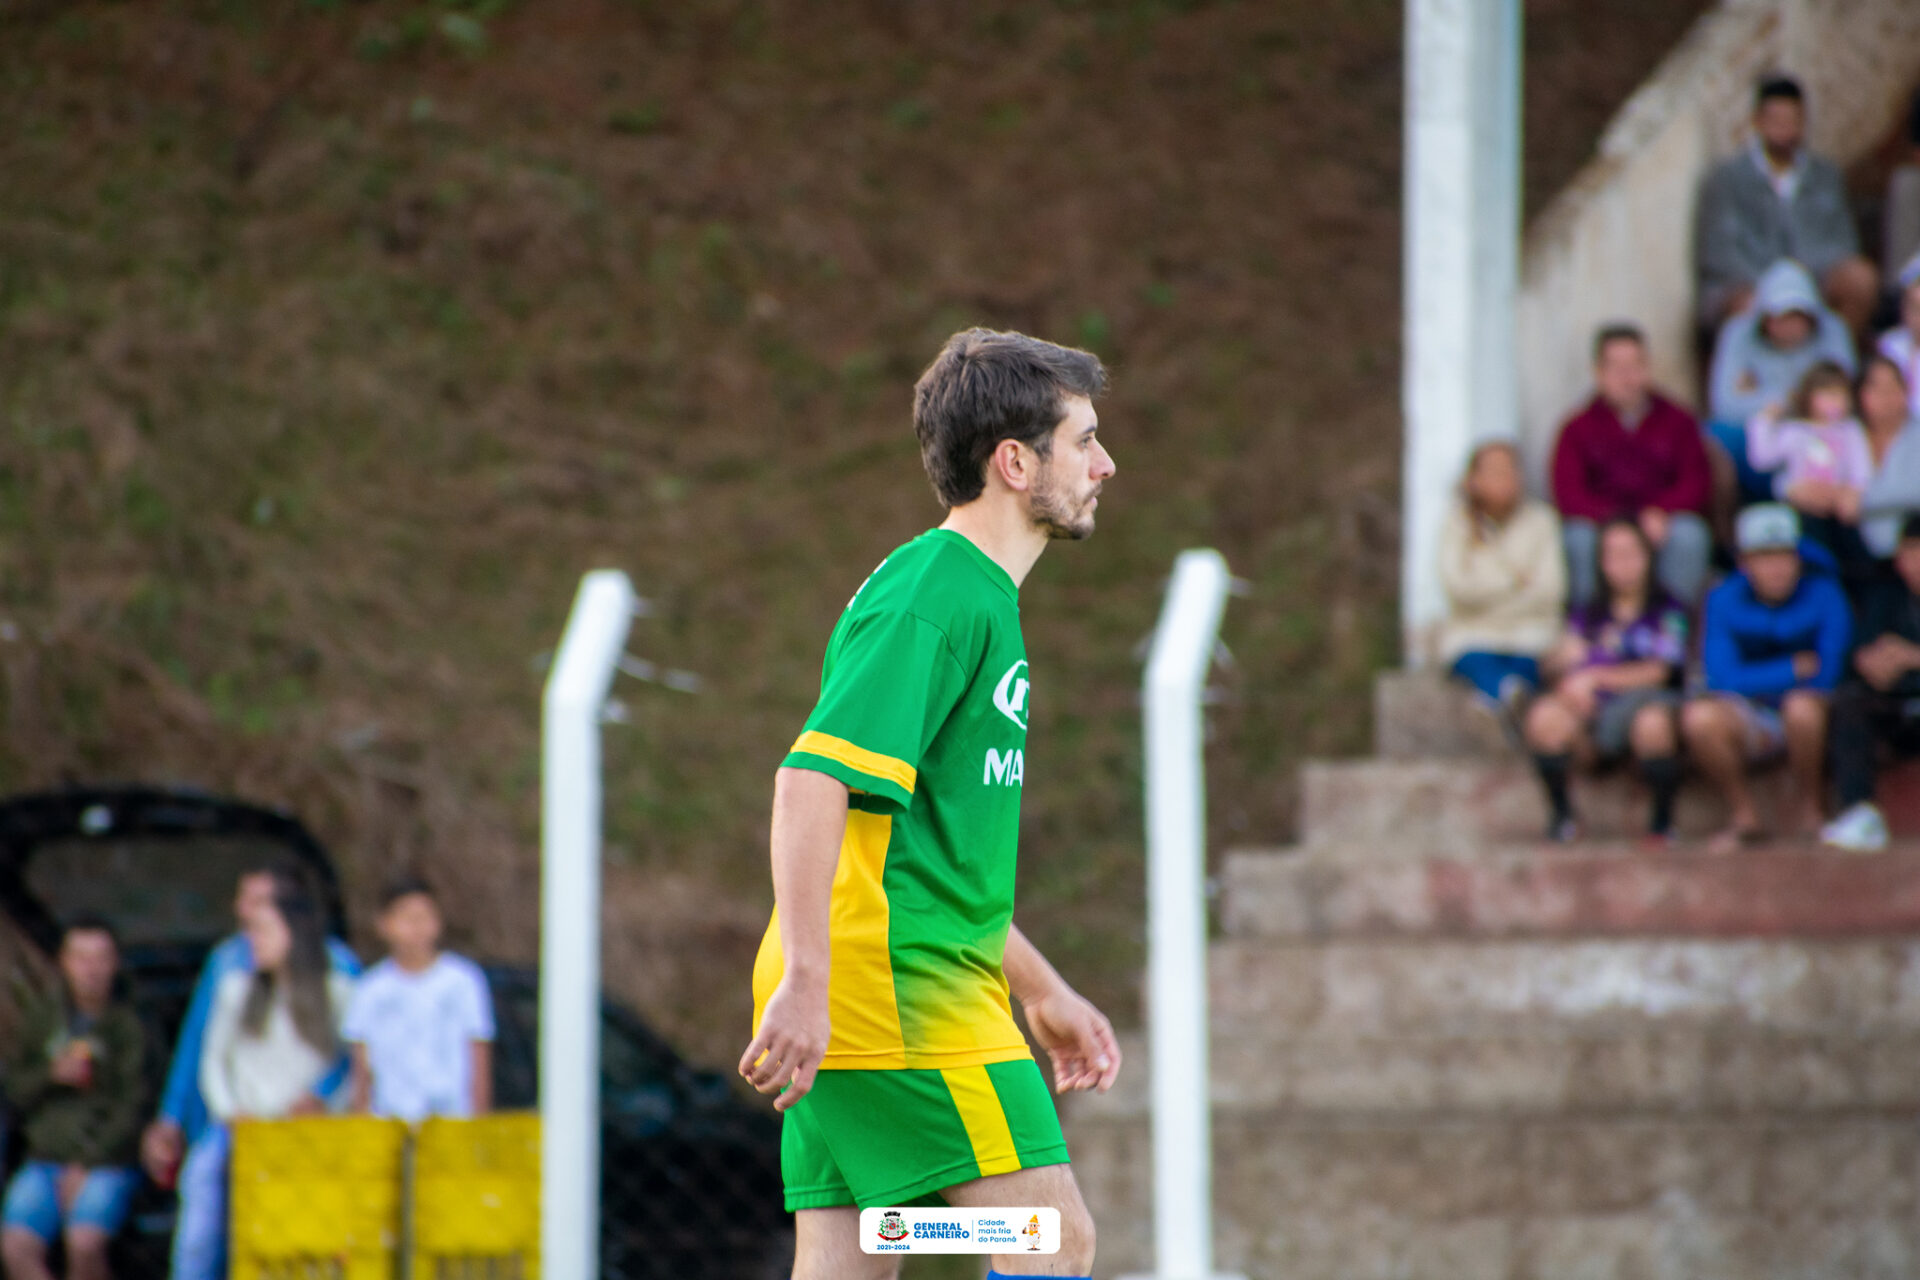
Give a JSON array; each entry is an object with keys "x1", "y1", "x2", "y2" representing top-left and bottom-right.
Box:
[{"x1": 790, "y1": 731, "x2": 917, "y2": 795}]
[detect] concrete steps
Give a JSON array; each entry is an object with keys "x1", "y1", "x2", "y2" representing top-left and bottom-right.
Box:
[
  {"x1": 1218, "y1": 844, "x2": 1920, "y2": 939},
  {"x1": 1068, "y1": 670, "x2": 1920, "y2": 1277},
  {"x1": 1070, "y1": 1114, "x2": 1920, "y2": 1280},
  {"x1": 1298, "y1": 757, "x2": 1789, "y2": 851}
]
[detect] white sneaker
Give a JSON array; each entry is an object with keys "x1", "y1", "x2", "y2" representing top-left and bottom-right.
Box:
[{"x1": 1821, "y1": 802, "x2": 1890, "y2": 853}]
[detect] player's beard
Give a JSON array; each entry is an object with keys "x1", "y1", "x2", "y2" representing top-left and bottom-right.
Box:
[{"x1": 1029, "y1": 458, "x2": 1099, "y2": 541}]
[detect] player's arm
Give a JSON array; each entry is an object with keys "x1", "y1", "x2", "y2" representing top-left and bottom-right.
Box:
[
  {"x1": 1004, "y1": 923, "x2": 1121, "y2": 1095},
  {"x1": 737, "y1": 765, "x2": 849, "y2": 1111}
]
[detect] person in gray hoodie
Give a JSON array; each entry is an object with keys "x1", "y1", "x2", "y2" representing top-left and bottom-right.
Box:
[
  {"x1": 1707, "y1": 258, "x2": 1858, "y2": 502},
  {"x1": 1696, "y1": 74, "x2": 1879, "y2": 332}
]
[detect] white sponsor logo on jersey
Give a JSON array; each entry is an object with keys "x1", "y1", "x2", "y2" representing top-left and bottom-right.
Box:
[
  {"x1": 993, "y1": 660, "x2": 1030, "y2": 730},
  {"x1": 984, "y1": 747, "x2": 1025, "y2": 787}
]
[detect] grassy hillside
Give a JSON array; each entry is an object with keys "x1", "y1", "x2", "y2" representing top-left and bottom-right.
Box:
[{"x1": 0, "y1": 0, "x2": 1704, "y2": 1063}]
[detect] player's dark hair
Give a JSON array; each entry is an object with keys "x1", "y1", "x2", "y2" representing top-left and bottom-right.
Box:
[
  {"x1": 912, "y1": 329, "x2": 1107, "y2": 508},
  {"x1": 1592, "y1": 323, "x2": 1645, "y2": 363},
  {"x1": 380, "y1": 875, "x2": 438, "y2": 912},
  {"x1": 1756, "y1": 74, "x2": 1804, "y2": 108}
]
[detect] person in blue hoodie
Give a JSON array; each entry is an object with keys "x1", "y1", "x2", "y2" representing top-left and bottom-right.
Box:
[
  {"x1": 138, "y1": 859, "x2": 358, "y2": 1280},
  {"x1": 1682, "y1": 503, "x2": 1853, "y2": 853}
]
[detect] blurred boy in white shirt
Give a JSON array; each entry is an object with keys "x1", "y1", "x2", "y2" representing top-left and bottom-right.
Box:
[{"x1": 344, "y1": 878, "x2": 494, "y2": 1121}]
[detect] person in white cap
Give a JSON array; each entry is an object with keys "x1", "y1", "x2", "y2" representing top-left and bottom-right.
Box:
[{"x1": 1682, "y1": 503, "x2": 1853, "y2": 853}]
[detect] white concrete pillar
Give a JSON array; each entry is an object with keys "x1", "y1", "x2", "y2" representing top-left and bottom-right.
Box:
[{"x1": 1402, "y1": 0, "x2": 1523, "y2": 662}]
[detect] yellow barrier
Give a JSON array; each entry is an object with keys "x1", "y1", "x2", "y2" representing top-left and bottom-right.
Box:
[
  {"x1": 411, "y1": 1113, "x2": 541, "y2": 1280},
  {"x1": 228, "y1": 1113, "x2": 540, "y2": 1280},
  {"x1": 229, "y1": 1116, "x2": 408, "y2": 1280}
]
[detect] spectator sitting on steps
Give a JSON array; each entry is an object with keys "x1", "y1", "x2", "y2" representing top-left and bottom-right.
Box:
[
  {"x1": 1708, "y1": 259, "x2": 1858, "y2": 503},
  {"x1": 1821, "y1": 515, "x2": 1920, "y2": 853},
  {"x1": 1550, "y1": 322, "x2": 1712, "y2": 610},
  {"x1": 1875, "y1": 260, "x2": 1920, "y2": 418},
  {"x1": 1746, "y1": 360, "x2": 1873, "y2": 565},
  {"x1": 1522, "y1": 518, "x2": 1689, "y2": 846},
  {"x1": 1683, "y1": 503, "x2": 1853, "y2": 855},
  {"x1": 344, "y1": 877, "x2": 495, "y2": 1122},
  {"x1": 1436, "y1": 439, "x2": 1566, "y2": 729},
  {"x1": 0, "y1": 915, "x2": 147, "y2": 1280},
  {"x1": 1696, "y1": 73, "x2": 1879, "y2": 334},
  {"x1": 1858, "y1": 355, "x2": 1920, "y2": 559}
]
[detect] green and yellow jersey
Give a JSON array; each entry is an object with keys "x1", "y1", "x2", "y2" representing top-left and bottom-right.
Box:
[{"x1": 752, "y1": 528, "x2": 1034, "y2": 1071}]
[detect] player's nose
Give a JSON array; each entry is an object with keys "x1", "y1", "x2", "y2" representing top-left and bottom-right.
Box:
[{"x1": 1092, "y1": 440, "x2": 1116, "y2": 480}]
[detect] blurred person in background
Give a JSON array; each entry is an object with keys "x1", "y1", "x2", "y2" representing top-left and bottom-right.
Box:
[
  {"x1": 1879, "y1": 93, "x2": 1920, "y2": 296},
  {"x1": 1522, "y1": 519, "x2": 1689, "y2": 845},
  {"x1": 1858, "y1": 356, "x2": 1920, "y2": 559},
  {"x1": 344, "y1": 878, "x2": 493, "y2": 1121},
  {"x1": 139, "y1": 862, "x2": 356, "y2": 1222},
  {"x1": 1822, "y1": 515, "x2": 1920, "y2": 852},
  {"x1": 1746, "y1": 361, "x2": 1873, "y2": 570},
  {"x1": 1, "y1": 916, "x2": 147, "y2": 1280},
  {"x1": 1708, "y1": 259, "x2": 1858, "y2": 503},
  {"x1": 1874, "y1": 262, "x2": 1920, "y2": 416},
  {"x1": 1696, "y1": 75, "x2": 1878, "y2": 333},
  {"x1": 171, "y1": 874, "x2": 353, "y2": 1280},
  {"x1": 1551, "y1": 323, "x2": 1712, "y2": 609},
  {"x1": 1437, "y1": 440, "x2": 1566, "y2": 728},
  {"x1": 1683, "y1": 503, "x2": 1852, "y2": 853}
]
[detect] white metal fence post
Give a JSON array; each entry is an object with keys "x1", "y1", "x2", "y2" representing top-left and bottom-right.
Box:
[
  {"x1": 1120, "y1": 549, "x2": 1244, "y2": 1280},
  {"x1": 541, "y1": 570, "x2": 636, "y2": 1280}
]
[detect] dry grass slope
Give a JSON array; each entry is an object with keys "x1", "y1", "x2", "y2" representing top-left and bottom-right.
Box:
[{"x1": 0, "y1": 0, "x2": 1702, "y2": 1065}]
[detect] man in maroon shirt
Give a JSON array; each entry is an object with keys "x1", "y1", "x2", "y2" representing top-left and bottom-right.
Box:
[{"x1": 1552, "y1": 324, "x2": 1715, "y2": 609}]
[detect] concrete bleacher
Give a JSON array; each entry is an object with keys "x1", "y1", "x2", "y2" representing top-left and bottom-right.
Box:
[{"x1": 1066, "y1": 669, "x2": 1920, "y2": 1278}]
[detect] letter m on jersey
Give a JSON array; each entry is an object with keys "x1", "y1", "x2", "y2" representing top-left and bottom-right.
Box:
[{"x1": 983, "y1": 747, "x2": 1025, "y2": 787}]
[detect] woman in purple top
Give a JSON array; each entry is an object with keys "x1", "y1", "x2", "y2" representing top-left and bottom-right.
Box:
[{"x1": 1522, "y1": 518, "x2": 1691, "y2": 843}]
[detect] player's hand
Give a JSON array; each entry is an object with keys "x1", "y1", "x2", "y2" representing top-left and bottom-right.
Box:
[
  {"x1": 738, "y1": 973, "x2": 829, "y2": 1112},
  {"x1": 1022, "y1": 986, "x2": 1121, "y2": 1095}
]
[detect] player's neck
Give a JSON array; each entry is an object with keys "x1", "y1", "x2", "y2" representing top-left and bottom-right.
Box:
[{"x1": 939, "y1": 499, "x2": 1047, "y2": 588}]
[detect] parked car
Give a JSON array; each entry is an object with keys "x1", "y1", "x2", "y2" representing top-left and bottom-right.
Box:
[{"x1": 0, "y1": 786, "x2": 791, "y2": 1279}]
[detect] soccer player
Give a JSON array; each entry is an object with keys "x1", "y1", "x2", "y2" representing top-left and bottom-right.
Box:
[{"x1": 740, "y1": 328, "x2": 1122, "y2": 1280}]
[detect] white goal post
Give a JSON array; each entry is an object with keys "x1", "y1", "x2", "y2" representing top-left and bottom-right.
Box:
[
  {"x1": 1121, "y1": 549, "x2": 1246, "y2": 1280},
  {"x1": 541, "y1": 569, "x2": 637, "y2": 1280}
]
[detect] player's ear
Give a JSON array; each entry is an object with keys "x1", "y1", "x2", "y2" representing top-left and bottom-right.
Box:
[{"x1": 988, "y1": 438, "x2": 1033, "y2": 494}]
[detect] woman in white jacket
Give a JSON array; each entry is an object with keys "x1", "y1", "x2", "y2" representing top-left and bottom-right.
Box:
[
  {"x1": 173, "y1": 873, "x2": 354, "y2": 1280},
  {"x1": 1438, "y1": 440, "x2": 1567, "y2": 710}
]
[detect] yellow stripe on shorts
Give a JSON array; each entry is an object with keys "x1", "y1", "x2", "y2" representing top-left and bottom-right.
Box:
[{"x1": 940, "y1": 1066, "x2": 1023, "y2": 1178}]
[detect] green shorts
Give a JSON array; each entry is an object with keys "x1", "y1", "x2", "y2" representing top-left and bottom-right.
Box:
[{"x1": 780, "y1": 1057, "x2": 1070, "y2": 1211}]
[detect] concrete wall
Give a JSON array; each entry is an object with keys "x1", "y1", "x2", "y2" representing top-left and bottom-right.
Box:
[{"x1": 1515, "y1": 0, "x2": 1920, "y2": 485}]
